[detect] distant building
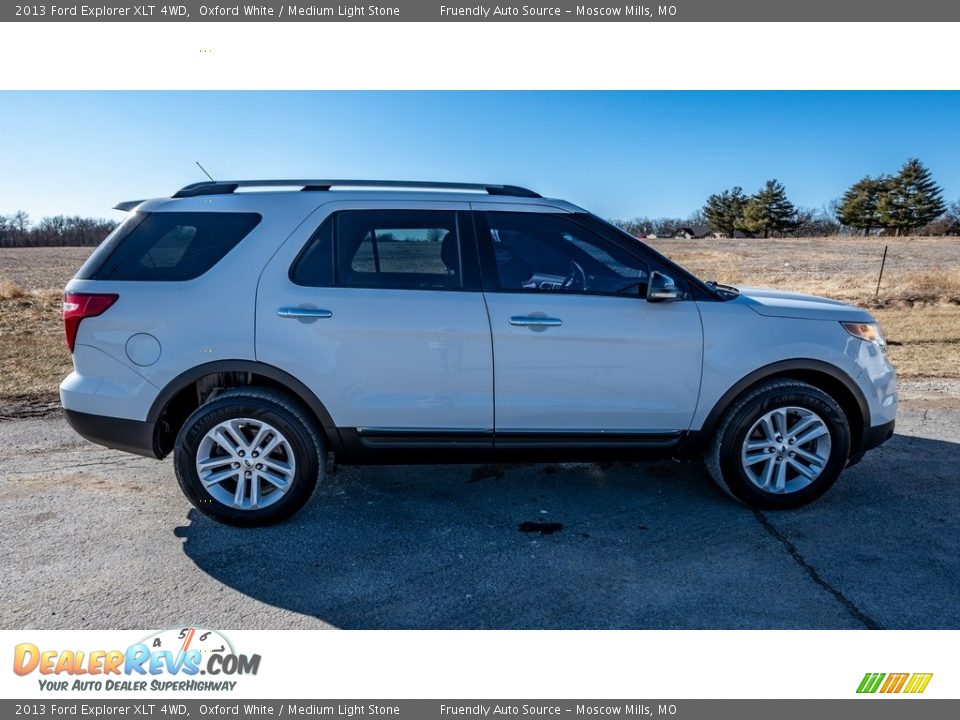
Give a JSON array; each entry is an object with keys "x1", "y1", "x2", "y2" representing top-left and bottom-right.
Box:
[{"x1": 670, "y1": 225, "x2": 715, "y2": 239}]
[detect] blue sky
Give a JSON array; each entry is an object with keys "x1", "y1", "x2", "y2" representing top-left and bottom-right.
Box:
[{"x1": 1, "y1": 91, "x2": 958, "y2": 222}]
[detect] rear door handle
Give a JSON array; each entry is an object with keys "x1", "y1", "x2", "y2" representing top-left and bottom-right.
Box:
[
  {"x1": 277, "y1": 307, "x2": 333, "y2": 319},
  {"x1": 509, "y1": 316, "x2": 562, "y2": 327}
]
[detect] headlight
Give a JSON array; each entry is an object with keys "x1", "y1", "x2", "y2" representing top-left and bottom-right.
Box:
[{"x1": 842, "y1": 322, "x2": 887, "y2": 349}]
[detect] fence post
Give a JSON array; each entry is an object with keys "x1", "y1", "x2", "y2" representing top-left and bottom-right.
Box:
[{"x1": 875, "y1": 245, "x2": 889, "y2": 297}]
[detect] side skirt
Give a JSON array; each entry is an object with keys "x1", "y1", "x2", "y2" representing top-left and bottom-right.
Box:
[{"x1": 335, "y1": 428, "x2": 684, "y2": 465}]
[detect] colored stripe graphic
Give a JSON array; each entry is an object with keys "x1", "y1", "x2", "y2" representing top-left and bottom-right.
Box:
[
  {"x1": 903, "y1": 673, "x2": 934, "y2": 694},
  {"x1": 857, "y1": 672, "x2": 932, "y2": 694},
  {"x1": 857, "y1": 673, "x2": 885, "y2": 693},
  {"x1": 880, "y1": 673, "x2": 909, "y2": 693}
]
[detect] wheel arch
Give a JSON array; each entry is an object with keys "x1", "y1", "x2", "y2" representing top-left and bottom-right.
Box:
[
  {"x1": 148, "y1": 360, "x2": 341, "y2": 458},
  {"x1": 689, "y1": 359, "x2": 870, "y2": 455}
]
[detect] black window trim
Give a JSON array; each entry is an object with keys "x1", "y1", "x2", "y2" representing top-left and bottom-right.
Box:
[
  {"x1": 289, "y1": 209, "x2": 483, "y2": 292},
  {"x1": 473, "y1": 210, "x2": 694, "y2": 300}
]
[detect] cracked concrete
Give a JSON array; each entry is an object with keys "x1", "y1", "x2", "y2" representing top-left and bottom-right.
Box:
[
  {"x1": 750, "y1": 509, "x2": 881, "y2": 629},
  {"x1": 0, "y1": 393, "x2": 957, "y2": 629}
]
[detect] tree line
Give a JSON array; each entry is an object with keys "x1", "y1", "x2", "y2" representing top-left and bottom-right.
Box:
[
  {"x1": 0, "y1": 212, "x2": 118, "y2": 248},
  {"x1": 617, "y1": 158, "x2": 958, "y2": 239},
  {"x1": 2, "y1": 159, "x2": 957, "y2": 248}
]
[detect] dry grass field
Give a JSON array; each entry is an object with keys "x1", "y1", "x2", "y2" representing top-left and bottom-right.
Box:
[
  {"x1": 645, "y1": 235, "x2": 960, "y2": 378},
  {"x1": 0, "y1": 238, "x2": 958, "y2": 417},
  {"x1": 645, "y1": 235, "x2": 960, "y2": 307}
]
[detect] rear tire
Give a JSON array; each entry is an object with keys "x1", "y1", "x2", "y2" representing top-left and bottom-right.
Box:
[
  {"x1": 174, "y1": 387, "x2": 324, "y2": 526},
  {"x1": 705, "y1": 380, "x2": 850, "y2": 509}
]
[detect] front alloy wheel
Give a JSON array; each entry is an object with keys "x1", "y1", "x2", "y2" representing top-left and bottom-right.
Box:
[
  {"x1": 705, "y1": 379, "x2": 851, "y2": 509},
  {"x1": 740, "y1": 406, "x2": 832, "y2": 494}
]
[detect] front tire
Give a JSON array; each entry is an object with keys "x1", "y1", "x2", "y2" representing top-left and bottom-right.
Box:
[
  {"x1": 174, "y1": 387, "x2": 324, "y2": 526},
  {"x1": 705, "y1": 380, "x2": 851, "y2": 509}
]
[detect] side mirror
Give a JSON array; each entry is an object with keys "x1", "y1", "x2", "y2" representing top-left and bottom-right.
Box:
[{"x1": 647, "y1": 271, "x2": 682, "y2": 302}]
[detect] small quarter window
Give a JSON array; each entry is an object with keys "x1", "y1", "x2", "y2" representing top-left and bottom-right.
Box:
[{"x1": 290, "y1": 216, "x2": 334, "y2": 287}]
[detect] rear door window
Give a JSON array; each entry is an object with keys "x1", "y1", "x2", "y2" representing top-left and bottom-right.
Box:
[
  {"x1": 78, "y1": 211, "x2": 261, "y2": 281},
  {"x1": 337, "y1": 210, "x2": 460, "y2": 289},
  {"x1": 291, "y1": 209, "x2": 463, "y2": 290}
]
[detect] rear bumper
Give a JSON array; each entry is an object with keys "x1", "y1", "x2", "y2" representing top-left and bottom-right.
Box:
[{"x1": 63, "y1": 409, "x2": 161, "y2": 459}]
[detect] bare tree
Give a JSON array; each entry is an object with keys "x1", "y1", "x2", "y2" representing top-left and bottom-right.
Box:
[
  {"x1": 0, "y1": 211, "x2": 116, "y2": 248},
  {"x1": 10, "y1": 210, "x2": 30, "y2": 238}
]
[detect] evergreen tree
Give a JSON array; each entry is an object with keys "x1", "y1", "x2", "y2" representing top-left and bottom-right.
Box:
[
  {"x1": 877, "y1": 158, "x2": 946, "y2": 236},
  {"x1": 703, "y1": 186, "x2": 747, "y2": 238},
  {"x1": 740, "y1": 180, "x2": 797, "y2": 237},
  {"x1": 836, "y1": 176, "x2": 886, "y2": 235}
]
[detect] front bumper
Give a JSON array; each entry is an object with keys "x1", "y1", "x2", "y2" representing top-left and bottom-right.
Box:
[
  {"x1": 847, "y1": 418, "x2": 896, "y2": 467},
  {"x1": 63, "y1": 409, "x2": 161, "y2": 459},
  {"x1": 861, "y1": 418, "x2": 896, "y2": 453}
]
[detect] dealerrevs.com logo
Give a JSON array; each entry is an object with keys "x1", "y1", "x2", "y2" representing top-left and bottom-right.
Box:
[
  {"x1": 857, "y1": 672, "x2": 933, "y2": 694},
  {"x1": 13, "y1": 628, "x2": 261, "y2": 692}
]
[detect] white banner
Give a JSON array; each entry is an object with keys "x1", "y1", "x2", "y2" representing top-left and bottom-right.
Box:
[{"x1": 3, "y1": 629, "x2": 956, "y2": 699}]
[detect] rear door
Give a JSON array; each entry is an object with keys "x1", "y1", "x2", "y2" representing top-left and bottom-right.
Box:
[
  {"x1": 256, "y1": 201, "x2": 494, "y2": 444},
  {"x1": 473, "y1": 207, "x2": 703, "y2": 443}
]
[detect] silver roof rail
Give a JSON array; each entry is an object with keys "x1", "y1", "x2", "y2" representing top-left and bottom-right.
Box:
[{"x1": 171, "y1": 179, "x2": 542, "y2": 199}]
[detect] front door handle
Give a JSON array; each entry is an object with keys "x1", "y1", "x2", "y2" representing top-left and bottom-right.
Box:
[
  {"x1": 509, "y1": 315, "x2": 562, "y2": 327},
  {"x1": 277, "y1": 307, "x2": 333, "y2": 319}
]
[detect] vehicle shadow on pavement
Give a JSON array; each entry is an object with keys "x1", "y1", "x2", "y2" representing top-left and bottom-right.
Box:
[{"x1": 174, "y1": 432, "x2": 960, "y2": 629}]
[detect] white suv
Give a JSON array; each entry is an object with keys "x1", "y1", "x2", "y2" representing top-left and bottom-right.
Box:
[{"x1": 60, "y1": 180, "x2": 897, "y2": 525}]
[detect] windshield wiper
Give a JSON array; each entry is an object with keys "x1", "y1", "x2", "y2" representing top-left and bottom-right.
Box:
[{"x1": 706, "y1": 280, "x2": 740, "y2": 296}]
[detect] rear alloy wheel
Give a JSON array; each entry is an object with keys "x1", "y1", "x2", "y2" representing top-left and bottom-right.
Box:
[
  {"x1": 705, "y1": 380, "x2": 851, "y2": 509},
  {"x1": 174, "y1": 388, "x2": 324, "y2": 526},
  {"x1": 195, "y1": 418, "x2": 297, "y2": 511}
]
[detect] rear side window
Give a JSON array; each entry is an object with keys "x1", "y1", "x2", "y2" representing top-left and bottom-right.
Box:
[{"x1": 78, "y1": 211, "x2": 261, "y2": 281}]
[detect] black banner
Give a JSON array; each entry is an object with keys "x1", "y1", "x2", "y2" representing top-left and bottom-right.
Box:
[
  {"x1": 2, "y1": 700, "x2": 957, "y2": 719},
  {"x1": 5, "y1": 0, "x2": 960, "y2": 22}
]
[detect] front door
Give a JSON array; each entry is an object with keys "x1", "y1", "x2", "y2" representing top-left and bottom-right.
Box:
[{"x1": 474, "y1": 209, "x2": 703, "y2": 443}]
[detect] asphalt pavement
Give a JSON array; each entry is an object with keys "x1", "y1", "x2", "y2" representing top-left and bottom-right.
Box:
[{"x1": 1, "y1": 397, "x2": 957, "y2": 630}]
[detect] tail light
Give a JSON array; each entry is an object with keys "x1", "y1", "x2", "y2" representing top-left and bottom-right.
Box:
[{"x1": 63, "y1": 293, "x2": 118, "y2": 352}]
